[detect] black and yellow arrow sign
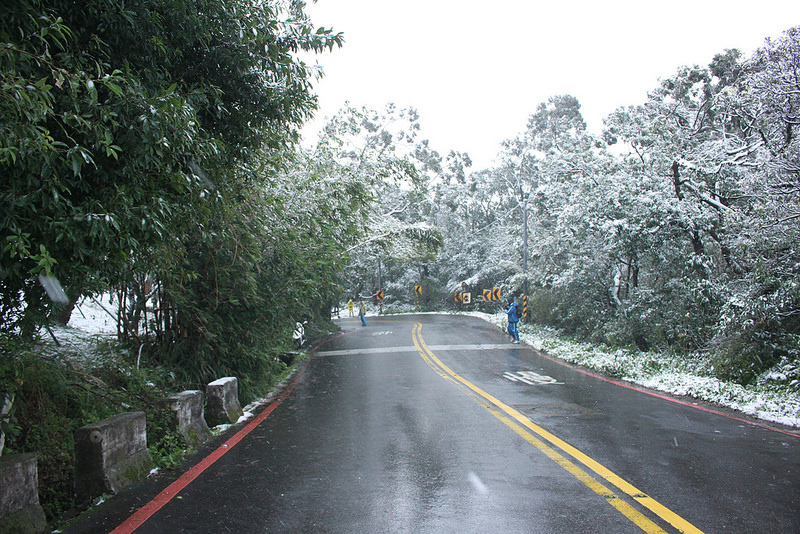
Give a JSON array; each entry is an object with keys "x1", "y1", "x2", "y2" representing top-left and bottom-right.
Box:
[
  {"x1": 482, "y1": 287, "x2": 502, "y2": 301},
  {"x1": 414, "y1": 285, "x2": 422, "y2": 296},
  {"x1": 375, "y1": 289, "x2": 385, "y2": 301}
]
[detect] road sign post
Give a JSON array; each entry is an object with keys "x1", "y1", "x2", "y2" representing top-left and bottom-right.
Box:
[{"x1": 375, "y1": 289, "x2": 385, "y2": 313}]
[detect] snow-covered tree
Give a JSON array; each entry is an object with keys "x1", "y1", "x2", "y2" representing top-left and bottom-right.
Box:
[{"x1": 307, "y1": 105, "x2": 444, "y2": 303}]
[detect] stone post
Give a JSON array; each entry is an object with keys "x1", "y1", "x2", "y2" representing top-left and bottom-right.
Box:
[
  {"x1": 0, "y1": 454, "x2": 47, "y2": 533},
  {"x1": 73, "y1": 412, "x2": 153, "y2": 505},
  {"x1": 205, "y1": 377, "x2": 243, "y2": 427},
  {"x1": 167, "y1": 390, "x2": 212, "y2": 446}
]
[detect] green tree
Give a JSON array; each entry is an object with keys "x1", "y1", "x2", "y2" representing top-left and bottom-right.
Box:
[
  {"x1": 1, "y1": 0, "x2": 347, "y2": 413},
  {"x1": 1, "y1": 0, "x2": 342, "y2": 340}
]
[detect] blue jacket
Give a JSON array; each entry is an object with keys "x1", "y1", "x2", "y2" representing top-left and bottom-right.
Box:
[{"x1": 506, "y1": 302, "x2": 519, "y2": 323}]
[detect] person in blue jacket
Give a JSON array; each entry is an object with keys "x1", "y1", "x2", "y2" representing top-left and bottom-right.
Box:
[{"x1": 505, "y1": 297, "x2": 520, "y2": 343}]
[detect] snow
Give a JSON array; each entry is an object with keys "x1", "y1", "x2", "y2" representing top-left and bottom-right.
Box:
[
  {"x1": 33, "y1": 295, "x2": 120, "y2": 366},
  {"x1": 67, "y1": 294, "x2": 117, "y2": 335},
  {"x1": 58, "y1": 298, "x2": 800, "y2": 429},
  {"x1": 474, "y1": 311, "x2": 800, "y2": 429},
  {"x1": 208, "y1": 377, "x2": 298, "y2": 434}
]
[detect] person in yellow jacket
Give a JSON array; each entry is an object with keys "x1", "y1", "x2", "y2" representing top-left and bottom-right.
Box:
[{"x1": 347, "y1": 299, "x2": 355, "y2": 317}]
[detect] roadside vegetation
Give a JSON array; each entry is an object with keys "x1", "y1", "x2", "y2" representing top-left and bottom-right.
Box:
[
  {"x1": 1, "y1": 0, "x2": 799, "y2": 529},
  {"x1": 481, "y1": 313, "x2": 799, "y2": 429}
]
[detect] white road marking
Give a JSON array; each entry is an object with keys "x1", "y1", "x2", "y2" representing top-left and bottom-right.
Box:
[
  {"x1": 503, "y1": 371, "x2": 563, "y2": 385},
  {"x1": 315, "y1": 343, "x2": 520, "y2": 357}
]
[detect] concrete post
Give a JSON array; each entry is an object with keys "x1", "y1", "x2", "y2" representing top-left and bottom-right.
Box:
[
  {"x1": 0, "y1": 454, "x2": 47, "y2": 533},
  {"x1": 205, "y1": 377, "x2": 243, "y2": 427},
  {"x1": 167, "y1": 390, "x2": 212, "y2": 446},
  {"x1": 73, "y1": 412, "x2": 153, "y2": 505}
]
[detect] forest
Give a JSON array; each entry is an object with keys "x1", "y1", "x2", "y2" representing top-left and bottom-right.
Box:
[
  {"x1": 0, "y1": 0, "x2": 798, "y2": 524},
  {"x1": 342, "y1": 35, "x2": 800, "y2": 390}
]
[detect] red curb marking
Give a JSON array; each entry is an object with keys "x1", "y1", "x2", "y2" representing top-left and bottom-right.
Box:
[
  {"x1": 110, "y1": 361, "x2": 308, "y2": 533},
  {"x1": 526, "y1": 345, "x2": 800, "y2": 439}
]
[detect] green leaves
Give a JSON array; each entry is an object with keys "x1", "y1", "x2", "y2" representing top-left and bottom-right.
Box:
[{"x1": 1, "y1": 0, "x2": 341, "y2": 343}]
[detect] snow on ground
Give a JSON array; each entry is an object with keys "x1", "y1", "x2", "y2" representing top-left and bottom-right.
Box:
[
  {"x1": 39, "y1": 295, "x2": 119, "y2": 363},
  {"x1": 56, "y1": 298, "x2": 800, "y2": 429},
  {"x1": 67, "y1": 294, "x2": 118, "y2": 335},
  {"x1": 474, "y1": 311, "x2": 800, "y2": 429},
  {"x1": 53, "y1": 295, "x2": 302, "y2": 434}
]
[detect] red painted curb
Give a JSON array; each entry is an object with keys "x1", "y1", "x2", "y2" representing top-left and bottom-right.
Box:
[
  {"x1": 109, "y1": 362, "x2": 308, "y2": 534},
  {"x1": 528, "y1": 345, "x2": 800, "y2": 439}
]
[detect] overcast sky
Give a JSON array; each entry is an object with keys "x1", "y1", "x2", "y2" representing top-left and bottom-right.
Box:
[{"x1": 300, "y1": 0, "x2": 800, "y2": 169}]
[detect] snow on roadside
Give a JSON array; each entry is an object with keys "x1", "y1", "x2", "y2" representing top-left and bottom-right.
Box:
[
  {"x1": 39, "y1": 295, "x2": 119, "y2": 363},
  {"x1": 52, "y1": 300, "x2": 800, "y2": 429},
  {"x1": 67, "y1": 294, "x2": 118, "y2": 335},
  {"x1": 473, "y1": 311, "x2": 800, "y2": 429},
  {"x1": 208, "y1": 370, "x2": 301, "y2": 434}
]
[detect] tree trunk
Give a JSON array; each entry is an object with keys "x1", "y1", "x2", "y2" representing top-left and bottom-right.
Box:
[
  {"x1": 612, "y1": 265, "x2": 624, "y2": 308},
  {"x1": 671, "y1": 161, "x2": 683, "y2": 200},
  {"x1": 56, "y1": 293, "x2": 80, "y2": 325},
  {"x1": 709, "y1": 228, "x2": 743, "y2": 274},
  {"x1": 690, "y1": 229, "x2": 705, "y2": 256}
]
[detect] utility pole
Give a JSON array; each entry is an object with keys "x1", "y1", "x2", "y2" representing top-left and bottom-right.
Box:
[
  {"x1": 522, "y1": 194, "x2": 528, "y2": 280},
  {"x1": 377, "y1": 257, "x2": 383, "y2": 314},
  {"x1": 521, "y1": 188, "x2": 529, "y2": 297},
  {"x1": 377, "y1": 257, "x2": 383, "y2": 292}
]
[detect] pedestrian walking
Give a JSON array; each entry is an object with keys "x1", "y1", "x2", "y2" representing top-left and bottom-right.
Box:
[
  {"x1": 347, "y1": 299, "x2": 354, "y2": 317},
  {"x1": 359, "y1": 301, "x2": 367, "y2": 326},
  {"x1": 505, "y1": 297, "x2": 520, "y2": 343}
]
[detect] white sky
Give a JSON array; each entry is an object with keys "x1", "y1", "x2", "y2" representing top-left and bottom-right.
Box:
[{"x1": 300, "y1": 0, "x2": 800, "y2": 169}]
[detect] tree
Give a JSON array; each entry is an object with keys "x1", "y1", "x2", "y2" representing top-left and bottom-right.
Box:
[
  {"x1": 310, "y1": 104, "x2": 444, "y2": 303},
  {"x1": 0, "y1": 1, "x2": 342, "y2": 341},
  {"x1": 1, "y1": 0, "x2": 345, "y2": 401},
  {"x1": 708, "y1": 29, "x2": 800, "y2": 382}
]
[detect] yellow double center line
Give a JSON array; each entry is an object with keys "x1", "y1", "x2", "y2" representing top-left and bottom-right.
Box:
[{"x1": 411, "y1": 322, "x2": 704, "y2": 534}]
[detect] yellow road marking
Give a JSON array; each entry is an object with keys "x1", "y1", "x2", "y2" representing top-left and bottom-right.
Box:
[{"x1": 411, "y1": 322, "x2": 704, "y2": 534}]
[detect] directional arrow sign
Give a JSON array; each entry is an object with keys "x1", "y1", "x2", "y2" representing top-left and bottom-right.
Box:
[{"x1": 414, "y1": 285, "x2": 422, "y2": 296}]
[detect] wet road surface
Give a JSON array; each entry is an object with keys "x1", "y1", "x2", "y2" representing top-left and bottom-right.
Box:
[{"x1": 66, "y1": 314, "x2": 799, "y2": 533}]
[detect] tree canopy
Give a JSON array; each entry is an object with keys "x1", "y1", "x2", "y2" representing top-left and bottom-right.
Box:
[
  {"x1": 3, "y1": 3, "x2": 798, "y2": 397},
  {"x1": 1, "y1": 0, "x2": 347, "y2": 394},
  {"x1": 2, "y1": 9, "x2": 799, "y2": 525},
  {"x1": 415, "y1": 29, "x2": 800, "y2": 387}
]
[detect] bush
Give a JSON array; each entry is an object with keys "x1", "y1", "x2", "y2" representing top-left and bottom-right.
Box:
[
  {"x1": 711, "y1": 324, "x2": 789, "y2": 385},
  {"x1": 3, "y1": 339, "x2": 189, "y2": 525}
]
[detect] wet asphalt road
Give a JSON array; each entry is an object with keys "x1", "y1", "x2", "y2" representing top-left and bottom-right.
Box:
[{"x1": 67, "y1": 314, "x2": 799, "y2": 533}]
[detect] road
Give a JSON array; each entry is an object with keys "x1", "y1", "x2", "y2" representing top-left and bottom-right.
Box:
[{"x1": 68, "y1": 314, "x2": 799, "y2": 533}]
